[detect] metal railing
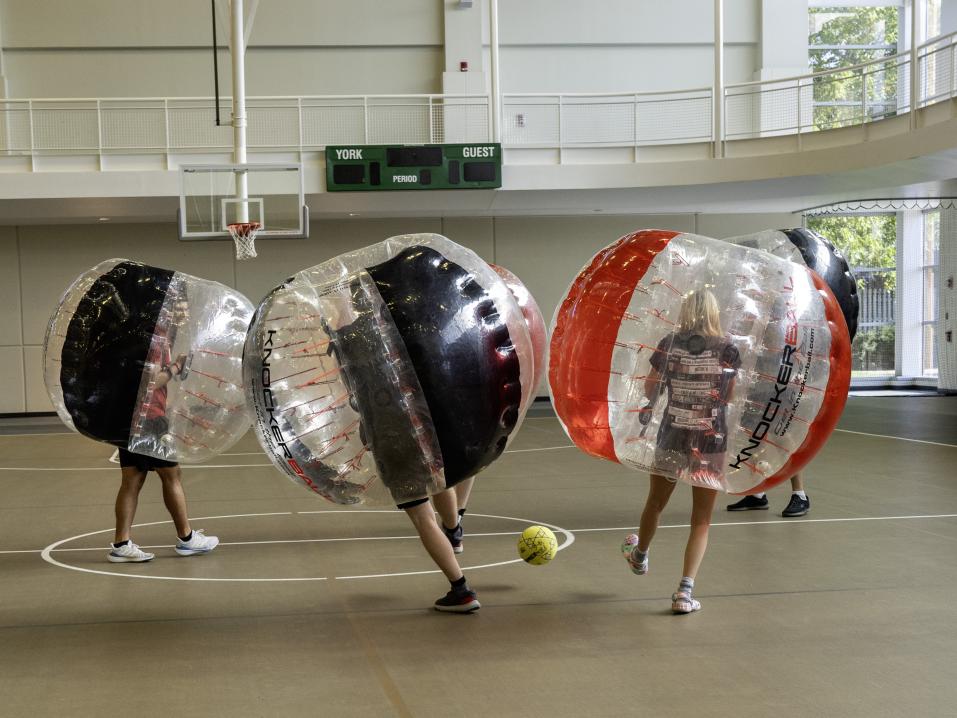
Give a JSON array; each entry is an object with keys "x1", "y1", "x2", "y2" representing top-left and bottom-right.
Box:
[
  {"x1": 1, "y1": 32, "x2": 956, "y2": 161},
  {"x1": 501, "y1": 89, "x2": 713, "y2": 148},
  {"x1": 725, "y1": 52, "x2": 912, "y2": 139},
  {"x1": 0, "y1": 94, "x2": 491, "y2": 157}
]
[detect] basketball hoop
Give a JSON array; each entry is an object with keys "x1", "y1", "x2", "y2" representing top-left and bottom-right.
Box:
[{"x1": 227, "y1": 221, "x2": 261, "y2": 260}]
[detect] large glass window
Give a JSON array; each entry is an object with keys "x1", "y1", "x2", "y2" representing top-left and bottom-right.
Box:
[
  {"x1": 807, "y1": 214, "x2": 897, "y2": 379},
  {"x1": 922, "y1": 210, "x2": 940, "y2": 376},
  {"x1": 808, "y1": 5, "x2": 901, "y2": 129}
]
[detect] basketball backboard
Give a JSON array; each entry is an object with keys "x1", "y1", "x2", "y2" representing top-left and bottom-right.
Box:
[{"x1": 178, "y1": 163, "x2": 308, "y2": 240}]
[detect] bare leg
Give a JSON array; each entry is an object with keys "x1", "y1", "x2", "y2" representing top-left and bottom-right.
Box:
[
  {"x1": 790, "y1": 473, "x2": 804, "y2": 492},
  {"x1": 404, "y1": 501, "x2": 463, "y2": 582},
  {"x1": 431, "y1": 488, "x2": 460, "y2": 531},
  {"x1": 637, "y1": 474, "x2": 678, "y2": 553},
  {"x1": 454, "y1": 477, "x2": 475, "y2": 513},
  {"x1": 155, "y1": 466, "x2": 191, "y2": 538},
  {"x1": 114, "y1": 467, "x2": 148, "y2": 543},
  {"x1": 681, "y1": 485, "x2": 718, "y2": 580}
]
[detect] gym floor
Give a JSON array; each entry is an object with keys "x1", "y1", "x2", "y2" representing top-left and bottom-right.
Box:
[{"x1": 1, "y1": 395, "x2": 955, "y2": 717}]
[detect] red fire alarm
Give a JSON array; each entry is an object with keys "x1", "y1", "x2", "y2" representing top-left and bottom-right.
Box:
[{"x1": 459, "y1": 61, "x2": 469, "y2": 72}]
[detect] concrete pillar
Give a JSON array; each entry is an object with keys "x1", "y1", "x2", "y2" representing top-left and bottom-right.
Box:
[
  {"x1": 442, "y1": 0, "x2": 488, "y2": 141},
  {"x1": 938, "y1": 208, "x2": 957, "y2": 391},
  {"x1": 897, "y1": 211, "x2": 924, "y2": 378},
  {"x1": 752, "y1": 1, "x2": 811, "y2": 136}
]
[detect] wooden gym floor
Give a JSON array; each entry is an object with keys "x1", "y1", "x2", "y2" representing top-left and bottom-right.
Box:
[{"x1": 1, "y1": 395, "x2": 955, "y2": 717}]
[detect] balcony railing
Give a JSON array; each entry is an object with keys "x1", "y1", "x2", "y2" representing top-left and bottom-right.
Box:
[
  {"x1": 0, "y1": 94, "x2": 491, "y2": 157},
  {"x1": 1, "y1": 31, "x2": 955, "y2": 164},
  {"x1": 501, "y1": 88, "x2": 713, "y2": 148}
]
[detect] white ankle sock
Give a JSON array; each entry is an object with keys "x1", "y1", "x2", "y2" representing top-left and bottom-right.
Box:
[{"x1": 793, "y1": 491, "x2": 807, "y2": 500}]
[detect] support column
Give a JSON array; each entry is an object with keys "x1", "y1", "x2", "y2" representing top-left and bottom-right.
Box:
[
  {"x1": 442, "y1": 0, "x2": 488, "y2": 141},
  {"x1": 231, "y1": 0, "x2": 248, "y2": 218},
  {"x1": 755, "y1": 0, "x2": 810, "y2": 136},
  {"x1": 713, "y1": 0, "x2": 724, "y2": 157},
  {"x1": 897, "y1": 210, "x2": 924, "y2": 378},
  {"x1": 938, "y1": 209, "x2": 957, "y2": 391}
]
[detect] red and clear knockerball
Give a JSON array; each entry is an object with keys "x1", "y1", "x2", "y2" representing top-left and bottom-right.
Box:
[{"x1": 549, "y1": 230, "x2": 851, "y2": 494}]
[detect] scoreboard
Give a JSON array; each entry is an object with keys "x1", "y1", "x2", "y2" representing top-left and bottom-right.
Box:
[{"x1": 325, "y1": 143, "x2": 502, "y2": 191}]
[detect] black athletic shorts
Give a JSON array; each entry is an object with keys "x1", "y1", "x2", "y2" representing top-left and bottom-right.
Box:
[
  {"x1": 118, "y1": 448, "x2": 178, "y2": 472},
  {"x1": 396, "y1": 496, "x2": 430, "y2": 510}
]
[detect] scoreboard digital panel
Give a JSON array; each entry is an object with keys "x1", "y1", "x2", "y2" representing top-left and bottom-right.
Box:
[{"x1": 325, "y1": 143, "x2": 502, "y2": 191}]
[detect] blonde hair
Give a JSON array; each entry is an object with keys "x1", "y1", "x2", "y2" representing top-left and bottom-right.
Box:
[{"x1": 676, "y1": 289, "x2": 722, "y2": 337}]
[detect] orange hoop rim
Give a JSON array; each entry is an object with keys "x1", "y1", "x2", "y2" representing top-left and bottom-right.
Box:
[{"x1": 226, "y1": 221, "x2": 262, "y2": 236}]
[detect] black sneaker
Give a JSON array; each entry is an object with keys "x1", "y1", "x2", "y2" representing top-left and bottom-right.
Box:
[
  {"x1": 726, "y1": 494, "x2": 769, "y2": 511},
  {"x1": 434, "y1": 585, "x2": 480, "y2": 613},
  {"x1": 442, "y1": 522, "x2": 464, "y2": 554},
  {"x1": 781, "y1": 494, "x2": 810, "y2": 517}
]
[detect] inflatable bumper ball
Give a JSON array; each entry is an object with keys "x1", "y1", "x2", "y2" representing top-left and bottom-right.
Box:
[
  {"x1": 244, "y1": 234, "x2": 535, "y2": 506},
  {"x1": 490, "y1": 264, "x2": 548, "y2": 394},
  {"x1": 726, "y1": 227, "x2": 859, "y2": 340},
  {"x1": 549, "y1": 229, "x2": 852, "y2": 495},
  {"x1": 43, "y1": 259, "x2": 254, "y2": 463}
]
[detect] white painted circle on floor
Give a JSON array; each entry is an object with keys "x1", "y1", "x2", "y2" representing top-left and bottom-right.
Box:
[{"x1": 40, "y1": 511, "x2": 575, "y2": 583}]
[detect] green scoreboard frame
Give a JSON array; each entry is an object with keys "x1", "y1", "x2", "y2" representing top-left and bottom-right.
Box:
[{"x1": 325, "y1": 143, "x2": 502, "y2": 191}]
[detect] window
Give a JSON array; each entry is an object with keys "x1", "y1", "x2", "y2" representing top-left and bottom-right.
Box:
[
  {"x1": 808, "y1": 5, "x2": 902, "y2": 129},
  {"x1": 806, "y1": 214, "x2": 897, "y2": 379},
  {"x1": 921, "y1": 210, "x2": 940, "y2": 376}
]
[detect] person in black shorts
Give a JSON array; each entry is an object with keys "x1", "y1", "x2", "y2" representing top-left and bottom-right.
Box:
[
  {"x1": 108, "y1": 294, "x2": 218, "y2": 563},
  {"x1": 622, "y1": 289, "x2": 741, "y2": 614},
  {"x1": 326, "y1": 289, "x2": 479, "y2": 613}
]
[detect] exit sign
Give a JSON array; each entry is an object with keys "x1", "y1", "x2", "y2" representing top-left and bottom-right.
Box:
[{"x1": 325, "y1": 144, "x2": 502, "y2": 191}]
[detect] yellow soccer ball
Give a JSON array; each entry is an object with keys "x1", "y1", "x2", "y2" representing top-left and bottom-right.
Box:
[{"x1": 517, "y1": 525, "x2": 558, "y2": 565}]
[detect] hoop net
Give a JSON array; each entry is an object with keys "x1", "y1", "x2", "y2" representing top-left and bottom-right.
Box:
[{"x1": 227, "y1": 222, "x2": 261, "y2": 261}]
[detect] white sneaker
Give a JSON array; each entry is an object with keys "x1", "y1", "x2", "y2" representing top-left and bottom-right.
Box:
[
  {"x1": 175, "y1": 529, "x2": 219, "y2": 556},
  {"x1": 108, "y1": 541, "x2": 155, "y2": 563}
]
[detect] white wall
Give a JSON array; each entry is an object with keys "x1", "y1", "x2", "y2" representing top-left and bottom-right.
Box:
[
  {"x1": 0, "y1": 0, "x2": 445, "y2": 97},
  {"x1": 4, "y1": 211, "x2": 799, "y2": 414},
  {"x1": 497, "y1": 0, "x2": 761, "y2": 93},
  {"x1": 0, "y1": 0, "x2": 766, "y2": 98}
]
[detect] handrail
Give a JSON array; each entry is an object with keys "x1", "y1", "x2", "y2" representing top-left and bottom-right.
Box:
[
  {"x1": 2, "y1": 31, "x2": 957, "y2": 162},
  {"x1": 0, "y1": 93, "x2": 489, "y2": 103},
  {"x1": 727, "y1": 29, "x2": 957, "y2": 91},
  {"x1": 726, "y1": 50, "x2": 909, "y2": 91},
  {"x1": 503, "y1": 87, "x2": 711, "y2": 99}
]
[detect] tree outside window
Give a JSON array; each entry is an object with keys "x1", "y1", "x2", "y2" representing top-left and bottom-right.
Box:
[
  {"x1": 807, "y1": 214, "x2": 896, "y2": 377},
  {"x1": 808, "y1": 6, "x2": 901, "y2": 130}
]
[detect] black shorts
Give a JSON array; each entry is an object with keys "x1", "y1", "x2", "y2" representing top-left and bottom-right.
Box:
[
  {"x1": 118, "y1": 448, "x2": 178, "y2": 473},
  {"x1": 396, "y1": 496, "x2": 430, "y2": 510}
]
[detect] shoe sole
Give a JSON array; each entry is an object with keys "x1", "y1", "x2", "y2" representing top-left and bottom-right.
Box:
[
  {"x1": 452, "y1": 546, "x2": 463, "y2": 554},
  {"x1": 782, "y1": 510, "x2": 809, "y2": 517},
  {"x1": 107, "y1": 554, "x2": 154, "y2": 563},
  {"x1": 175, "y1": 547, "x2": 217, "y2": 556},
  {"x1": 434, "y1": 598, "x2": 481, "y2": 613},
  {"x1": 727, "y1": 505, "x2": 769, "y2": 511},
  {"x1": 672, "y1": 603, "x2": 701, "y2": 614}
]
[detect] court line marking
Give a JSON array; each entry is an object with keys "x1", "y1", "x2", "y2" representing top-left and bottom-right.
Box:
[
  {"x1": 36, "y1": 511, "x2": 575, "y2": 583},
  {"x1": 833, "y1": 428, "x2": 957, "y2": 448},
  {"x1": 569, "y1": 513, "x2": 957, "y2": 533},
  {"x1": 12, "y1": 512, "x2": 957, "y2": 557}
]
